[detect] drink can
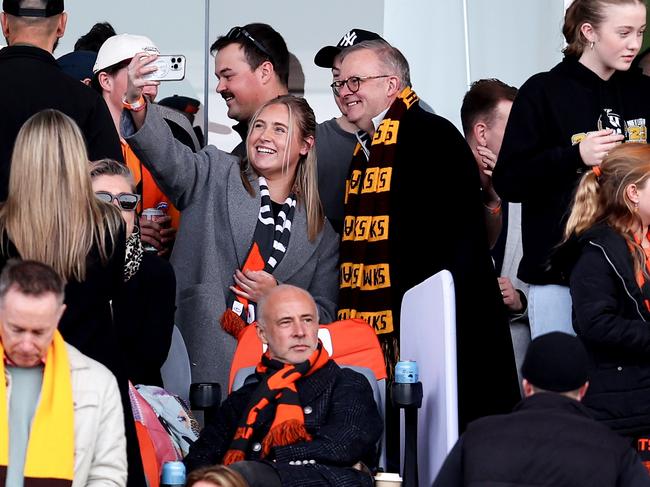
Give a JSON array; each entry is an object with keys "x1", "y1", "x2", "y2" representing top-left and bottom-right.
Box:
[
  {"x1": 142, "y1": 207, "x2": 165, "y2": 221},
  {"x1": 161, "y1": 461, "x2": 185, "y2": 487},
  {"x1": 395, "y1": 360, "x2": 418, "y2": 384},
  {"x1": 141, "y1": 207, "x2": 165, "y2": 253}
]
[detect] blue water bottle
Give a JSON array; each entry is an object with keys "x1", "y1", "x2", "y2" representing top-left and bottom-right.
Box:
[{"x1": 161, "y1": 461, "x2": 185, "y2": 487}]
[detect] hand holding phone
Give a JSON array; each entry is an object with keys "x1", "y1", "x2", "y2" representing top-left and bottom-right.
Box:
[{"x1": 142, "y1": 55, "x2": 186, "y2": 81}]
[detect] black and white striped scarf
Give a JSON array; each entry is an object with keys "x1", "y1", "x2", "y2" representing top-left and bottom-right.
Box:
[{"x1": 221, "y1": 176, "x2": 297, "y2": 337}]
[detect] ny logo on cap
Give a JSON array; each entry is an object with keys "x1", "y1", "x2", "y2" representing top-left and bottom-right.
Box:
[{"x1": 339, "y1": 31, "x2": 358, "y2": 47}]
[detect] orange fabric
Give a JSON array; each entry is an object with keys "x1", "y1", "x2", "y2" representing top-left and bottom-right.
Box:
[
  {"x1": 220, "y1": 243, "x2": 266, "y2": 338},
  {"x1": 121, "y1": 140, "x2": 180, "y2": 230},
  {"x1": 228, "y1": 319, "x2": 387, "y2": 392},
  {"x1": 134, "y1": 422, "x2": 160, "y2": 487}
]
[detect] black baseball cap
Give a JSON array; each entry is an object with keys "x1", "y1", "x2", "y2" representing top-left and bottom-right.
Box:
[
  {"x1": 314, "y1": 28, "x2": 384, "y2": 68},
  {"x1": 3, "y1": 0, "x2": 63, "y2": 17}
]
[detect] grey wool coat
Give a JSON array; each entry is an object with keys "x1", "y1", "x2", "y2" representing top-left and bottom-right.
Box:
[{"x1": 123, "y1": 107, "x2": 340, "y2": 386}]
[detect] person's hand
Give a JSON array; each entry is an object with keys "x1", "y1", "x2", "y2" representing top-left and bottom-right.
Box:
[
  {"x1": 125, "y1": 53, "x2": 160, "y2": 104},
  {"x1": 231, "y1": 269, "x2": 277, "y2": 302},
  {"x1": 498, "y1": 277, "x2": 523, "y2": 313},
  {"x1": 476, "y1": 145, "x2": 500, "y2": 205},
  {"x1": 579, "y1": 129, "x2": 624, "y2": 167},
  {"x1": 139, "y1": 215, "x2": 175, "y2": 257}
]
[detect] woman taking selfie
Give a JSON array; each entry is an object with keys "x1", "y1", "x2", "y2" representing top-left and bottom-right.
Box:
[
  {"x1": 566, "y1": 144, "x2": 650, "y2": 466},
  {"x1": 121, "y1": 59, "x2": 339, "y2": 389},
  {"x1": 493, "y1": 0, "x2": 650, "y2": 338}
]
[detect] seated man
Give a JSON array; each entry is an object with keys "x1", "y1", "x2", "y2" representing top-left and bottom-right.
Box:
[
  {"x1": 0, "y1": 260, "x2": 126, "y2": 486},
  {"x1": 184, "y1": 285, "x2": 382, "y2": 487},
  {"x1": 433, "y1": 332, "x2": 650, "y2": 486}
]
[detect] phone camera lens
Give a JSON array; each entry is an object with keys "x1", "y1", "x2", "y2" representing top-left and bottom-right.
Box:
[
  {"x1": 171, "y1": 57, "x2": 177, "y2": 63},
  {"x1": 173, "y1": 64, "x2": 178, "y2": 69}
]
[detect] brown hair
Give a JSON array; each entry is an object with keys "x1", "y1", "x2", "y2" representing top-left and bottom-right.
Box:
[
  {"x1": 565, "y1": 143, "x2": 650, "y2": 279},
  {"x1": 185, "y1": 465, "x2": 248, "y2": 487},
  {"x1": 460, "y1": 78, "x2": 518, "y2": 138},
  {"x1": 0, "y1": 260, "x2": 64, "y2": 304},
  {"x1": 240, "y1": 95, "x2": 324, "y2": 241},
  {"x1": 563, "y1": 0, "x2": 645, "y2": 57}
]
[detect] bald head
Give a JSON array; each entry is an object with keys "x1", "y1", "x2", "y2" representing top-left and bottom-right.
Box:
[{"x1": 255, "y1": 285, "x2": 320, "y2": 364}]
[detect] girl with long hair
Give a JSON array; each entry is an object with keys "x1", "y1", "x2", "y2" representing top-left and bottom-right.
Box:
[
  {"x1": 493, "y1": 0, "x2": 650, "y2": 338},
  {"x1": 121, "y1": 63, "x2": 339, "y2": 390},
  {"x1": 566, "y1": 143, "x2": 650, "y2": 463}
]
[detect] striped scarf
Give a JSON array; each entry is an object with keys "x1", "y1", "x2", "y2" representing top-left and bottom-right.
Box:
[
  {"x1": 223, "y1": 343, "x2": 330, "y2": 465},
  {"x1": 337, "y1": 87, "x2": 419, "y2": 369},
  {"x1": 221, "y1": 177, "x2": 297, "y2": 338}
]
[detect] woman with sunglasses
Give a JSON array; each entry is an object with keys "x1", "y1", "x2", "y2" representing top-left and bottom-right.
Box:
[
  {"x1": 0, "y1": 109, "x2": 150, "y2": 486},
  {"x1": 121, "y1": 55, "x2": 339, "y2": 390},
  {"x1": 90, "y1": 158, "x2": 175, "y2": 387}
]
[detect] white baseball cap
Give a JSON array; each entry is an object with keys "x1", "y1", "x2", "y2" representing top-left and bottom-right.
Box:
[{"x1": 93, "y1": 33, "x2": 159, "y2": 74}]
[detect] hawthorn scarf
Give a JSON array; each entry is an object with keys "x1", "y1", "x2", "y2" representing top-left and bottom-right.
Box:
[
  {"x1": 337, "y1": 87, "x2": 419, "y2": 369},
  {"x1": 223, "y1": 343, "x2": 329, "y2": 464}
]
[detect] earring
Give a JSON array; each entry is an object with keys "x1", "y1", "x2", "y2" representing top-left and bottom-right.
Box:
[{"x1": 590, "y1": 41, "x2": 595, "y2": 50}]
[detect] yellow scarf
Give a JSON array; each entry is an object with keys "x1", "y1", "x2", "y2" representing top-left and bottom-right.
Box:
[{"x1": 0, "y1": 330, "x2": 74, "y2": 486}]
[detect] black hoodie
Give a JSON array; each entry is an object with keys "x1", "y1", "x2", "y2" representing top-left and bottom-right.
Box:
[{"x1": 493, "y1": 56, "x2": 650, "y2": 285}]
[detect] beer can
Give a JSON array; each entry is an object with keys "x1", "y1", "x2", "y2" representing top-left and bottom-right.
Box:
[
  {"x1": 161, "y1": 461, "x2": 185, "y2": 487},
  {"x1": 395, "y1": 360, "x2": 418, "y2": 384}
]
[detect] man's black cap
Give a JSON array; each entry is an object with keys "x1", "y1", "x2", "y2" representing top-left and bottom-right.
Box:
[
  {"x1": 3, "y1": 0, "x2": 63, "y2": 17},
  {"x1": 314, "y1": 28, "x2": 383, "y2": 68},
  {"x1": 521, "y1": 332, "x2": 589, "y2": 393}
]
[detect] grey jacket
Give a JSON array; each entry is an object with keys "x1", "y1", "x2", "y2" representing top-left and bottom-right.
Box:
[{"x1": 123, "y1": 107, "x2": 339, "y2": 385}]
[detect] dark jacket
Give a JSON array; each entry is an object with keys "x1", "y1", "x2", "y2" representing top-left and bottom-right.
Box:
[
  {"x1": 433, "y1": 393, "x2": 650, "y2": 487},
  {"x1": 0, "y1": 227, "x2": 149, "y2": 487},
  {"x1": 0, "y1": 45, "x2": 122, "y2": 201},
  {"x1": 494, "y1": 56, "x2": 650, "y2": 285},
  {"x1": 570, "y1": 224, "x2": 650, "y2": 435},
  {"x1": 184, "y1": 360, "x2": 383, "y2": 487},
  {"x1": 359, "y1": 101, "x2": 520, "y2": 428},
  {"x1": 113, "y1": 252, "x2": 176, "y2": 387}
]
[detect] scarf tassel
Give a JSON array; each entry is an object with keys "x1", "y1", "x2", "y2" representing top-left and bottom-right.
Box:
[
  {"x1": 221, "y1": 309, "x2": 247, "y2": 338},
  {"x1": 223, "y1": 449, "x2": 246, "y2": 466},
  {"x1": 261, "y1": 419, "x2": 313, "y2": 457}
]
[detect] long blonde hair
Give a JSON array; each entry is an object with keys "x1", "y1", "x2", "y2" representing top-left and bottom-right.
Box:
[
  {"x1": 0, "y1": 109, "x2": 123, "y2": 282},
  {"x1": 241, "y1": 95, "x2": 324, "y2": 241},
  {"x1": 565, "y1": 143, "x2": 650, "y2": 279}
]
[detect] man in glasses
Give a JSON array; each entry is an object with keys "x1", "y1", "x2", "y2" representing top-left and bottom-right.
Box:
[
  {"x1": 336, "y1": 40, "x2": 520, "y2": 433},
  {"x1": 313, "y1": 28, "x2": 384, "y2": 235},
  {"x1": 210, "y1": 23, "x2": 289, "y2": 158},
  {"x1": 0, "y1": 0, "x2": 122, "y2": 201}
]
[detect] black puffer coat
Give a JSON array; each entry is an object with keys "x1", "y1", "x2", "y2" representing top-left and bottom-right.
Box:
[{"x1": 570, "y1": 223, "x2": 650, "y2": 435}]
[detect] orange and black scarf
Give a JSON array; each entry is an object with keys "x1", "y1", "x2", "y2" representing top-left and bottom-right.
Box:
[
  {"x1": 223, "y1": 343, "x2": 329, "y2": 465},
  {"x1": 337, "y1": 87, "x2": 419, "y2": 369},
  {"x1": 221, "y1": 176, "x2": 297, "y2": 338}
]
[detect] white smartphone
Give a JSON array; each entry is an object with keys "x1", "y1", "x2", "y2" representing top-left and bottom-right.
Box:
[{"x1": 142, "y1": 55, "x2": 186, "y2": 81}]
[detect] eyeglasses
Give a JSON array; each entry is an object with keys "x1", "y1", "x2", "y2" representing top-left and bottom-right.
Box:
[
  {"x1": 330, "y1": 75, "x2": 392, "y2": 96},
  {"x1": 226, "y1": 26, "x2": 274, "y2": 64},
  {"x1": 95, "y1": 191, "x2": 141, "y2": 211}
]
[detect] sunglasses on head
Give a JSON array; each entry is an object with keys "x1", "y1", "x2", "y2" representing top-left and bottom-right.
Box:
[
  {"x1": 226, "y1": 26, "x2": 274, "y2": 64},
  {"x1": 95, "y1": 191, "x2": 140, "y2": 211}
]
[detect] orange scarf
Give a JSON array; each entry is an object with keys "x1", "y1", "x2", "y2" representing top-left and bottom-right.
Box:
[{"x1": 223, "y1": 343, "x2": 329, "y2": 465}]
